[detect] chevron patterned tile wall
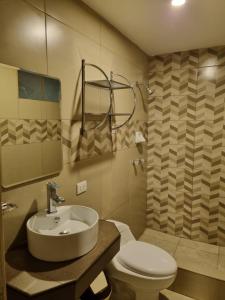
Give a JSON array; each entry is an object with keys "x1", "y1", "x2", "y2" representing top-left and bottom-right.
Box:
[
  {"x1": 61, "y1": 119, "x2": 147, "y2": 163},
  {"x1": 0, "y1": 119, "x2": 61, "y2": 145},
  {"x1": 147, "y1": 46, "x2": 225, "y2": 246},
  {"x1": 0, "y1": 118, "x2": 146, "y2": 162}
]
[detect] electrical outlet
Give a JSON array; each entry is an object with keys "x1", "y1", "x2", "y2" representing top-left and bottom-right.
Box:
[{"x1": 76, "y1": 180, "x2": 87, "y2": 195}]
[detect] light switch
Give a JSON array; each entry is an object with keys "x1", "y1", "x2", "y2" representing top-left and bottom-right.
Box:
[{"x1": 76, "y1": 180, "x2": 87, "y2": 195}]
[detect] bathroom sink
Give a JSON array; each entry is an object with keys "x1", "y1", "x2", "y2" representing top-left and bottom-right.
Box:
[{"x1": 27, "y1": 205, "x2": 99, "y2": 262}]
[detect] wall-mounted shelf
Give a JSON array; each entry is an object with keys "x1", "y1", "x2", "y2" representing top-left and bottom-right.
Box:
[
  {"x1": 80, "y1": 60, "x2": 136, "y2": 134},
  {"x1": 85, "y1": 79, "x2": 131, "y2": 90},
  {"x1": 110, "y1": 72, "x2": 136, "y2": 130},
  {"x1": 80, "y1": 60, "x2": 113, "y2": 135},
  {"x1": 109, "y1": 113, "x2": 131, "y2": 116},
  {"x1": 74, "y1": 113, "x2": 107, "y2": 122}
]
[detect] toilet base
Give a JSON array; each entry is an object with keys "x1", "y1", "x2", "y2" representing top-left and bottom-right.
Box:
[
  {"x1": 109, "y1": 278, "x2": 160, "y2": 300},
  {"x1": 136, "y1": 289, "x2": 159, "y2": 300}
]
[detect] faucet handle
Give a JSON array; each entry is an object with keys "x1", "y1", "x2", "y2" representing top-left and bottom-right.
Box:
[
  {"x1": 54, "y1": 196, "x2": 65, "y2": 205},
  {"x1": 57, "y1": 196, "x2": 65, "y2": 203},
  {"x1": 47, "y1": 182, "x2": 60, "y2": 190}
]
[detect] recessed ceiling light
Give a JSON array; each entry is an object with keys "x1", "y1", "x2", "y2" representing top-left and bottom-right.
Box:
[{"x1": 171, "y1": 0, "x2": 186, "y2": 6}]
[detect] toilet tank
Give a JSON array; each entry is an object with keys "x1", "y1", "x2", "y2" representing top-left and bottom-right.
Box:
[{"x1": 107, "y1": 220, "x2": 135, "y2": 246}]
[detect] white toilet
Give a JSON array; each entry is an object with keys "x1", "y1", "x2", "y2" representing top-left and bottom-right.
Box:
[{"x1": 105, "y1": 220, "x2": 177, "y2": 300}]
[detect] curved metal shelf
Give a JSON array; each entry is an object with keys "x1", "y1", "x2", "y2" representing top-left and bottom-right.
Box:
[
  {"x1": 110, "y1": 72, "x2": 136, "y2": 131},
  {"x1": 80, "y1": 60, "x2": 136, "y2": 134},
  {"x1": 80, "y1": 59, "x2": 113, "y2": 135},
  {"x1": 85, "y1": 79, "x2": 132, "y2": 90}
]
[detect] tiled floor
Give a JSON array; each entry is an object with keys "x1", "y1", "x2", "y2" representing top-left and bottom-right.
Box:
[
  {"x1": 92, "y1": 230, "x2": 225, "y2": 300},
  {"x1": 139, "y1": 228, "x2": 225, "y2": 281},
  {"x1": 90, "y1": 272, "x2": 196, "y2": 300},
  {"x1": 160, "y1": 289, "x2": 195, "y2": 300}
]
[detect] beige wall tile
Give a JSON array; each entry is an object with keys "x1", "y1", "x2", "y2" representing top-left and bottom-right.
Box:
[
  {"x1": 46, "y1": 16, "x2": 102, "y2": 120},
  {"x1": 1, "y1": 144, "x2": 42, "y2": 188},
  {"x1": 100, "y1": 157, "x2": 113, "y2": 219},
  {"x1": 101, "y1": 150, "x2": 129, "y2": 218},
  {"x1": 2, "y1": 177, "x2": 51, "y2": 250},
  {"x1": 26, "y1": 0, "x2": 45, "y2": 12},
  {"x1": 107, "y1": 201, "x2": 132, "y2": 230},
  {"x1": 1, "y1": 0, "x2": 148, "y2": 252},
  {"x1": 101, "y1": 146, "x2": 147, "y2": 238},
  {"x1": 0, "y1": 64, "x2": 18, "y2": 119},
  {"x1": 40, "y1": 102, "x2": 60, "y2": 120},
  {"x1": 46, "y1": 0, "x2": 101, "y2": 44},
  {"x1": 41, "y1": 140, "x2": 62, "y2": 175},
  {"x1": 19, "y1": 99, "x2": 42, "y2": 120},
  {"x1": 128, "y1": 148, "x2": 146, "y2": 238},
  {"x1": 113, "y1": 89, "x2": 136, "y2": 117},
  {"x1": 71, "y1": 157, "x2": 105, "y2": 216},
  {"x1": 100, "y1": 20, "x2": 147, "y2": 67},
  {"x1": 0, "y1": 0, "x2": 46, "y2": 73},
  {"x1": 46, "y1": 17, "x2": 81, "y2": 120},
  {"x1": 110, "y1": 151, "x2": 129, "y2": 213}
]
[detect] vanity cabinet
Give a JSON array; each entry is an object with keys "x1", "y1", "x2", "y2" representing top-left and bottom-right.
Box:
[{"x1": 5, "y1": 220, "x2": 120, "y2": 300}]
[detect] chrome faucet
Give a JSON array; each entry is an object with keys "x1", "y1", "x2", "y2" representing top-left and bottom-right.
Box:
[{"x1": 47, "y1": 182, "x2": 65, "y2": 214}]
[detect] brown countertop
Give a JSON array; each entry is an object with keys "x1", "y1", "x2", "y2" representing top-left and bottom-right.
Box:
[{"x1": 5, "y1": 220, "x2": 120, "y2": 299}]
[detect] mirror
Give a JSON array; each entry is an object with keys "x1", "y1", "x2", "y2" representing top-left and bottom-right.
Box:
[{"x1": 0, "y1": 63, "x2": 62, "y2": 188}]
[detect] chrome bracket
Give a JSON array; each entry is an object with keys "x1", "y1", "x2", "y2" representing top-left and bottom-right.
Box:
[{"x1": 1, "y1": 202, "x2": 17, "y2": 214}]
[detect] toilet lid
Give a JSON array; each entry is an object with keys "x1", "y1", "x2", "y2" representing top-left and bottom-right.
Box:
[{"x1": 117, "y1": 241, "x2": 177, "y2": 277}]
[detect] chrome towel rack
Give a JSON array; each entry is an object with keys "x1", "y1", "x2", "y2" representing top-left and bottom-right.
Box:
[{"x1": 79, "y1": 59, "x2": 136, "y2": 134}]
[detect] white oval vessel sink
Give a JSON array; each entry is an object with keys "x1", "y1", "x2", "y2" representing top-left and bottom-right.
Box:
[{"x1": 27, "y1": 205, "x2": 99, "y2": 262}]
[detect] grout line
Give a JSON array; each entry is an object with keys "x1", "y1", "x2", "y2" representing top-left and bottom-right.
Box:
[
  {"x1": 21, "y1": 0, "x2": 45, "y2": 12},
  {"x1": 216, "y1": 246, "x2": 221, "y2": 269},
  {"x1": 21, "y1": 0, "x2": 147, "y2": 69},
  {"x1": 174, "y1": 237, "x2": 181, "y2": 257},
  {"x1": 44, "y1": 0, "x2": 48, "y2": 75},
  {"x1": 43, "y1": 14, "x2": 145, "y2": 69}
]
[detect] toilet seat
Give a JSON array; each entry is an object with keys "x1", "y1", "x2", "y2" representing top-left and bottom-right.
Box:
[{"x1": 117, "y1": 241, "x2": 177, "y2": 278}]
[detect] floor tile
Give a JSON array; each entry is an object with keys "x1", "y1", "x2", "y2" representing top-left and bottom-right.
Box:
[
  {"x1": 160, "y1": 289, "x2": 195, "y2": 300},
  {"x1": 179, "y1": 237, "x2": 219, "y2": 254},
  {"x1": 174, "y1": 245, "x2": 219, "y2": 277}
]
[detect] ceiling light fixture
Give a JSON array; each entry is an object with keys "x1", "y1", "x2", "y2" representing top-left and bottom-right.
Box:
[{"x1": 171, "y1": 0, "x2": 186, "y2": 6}]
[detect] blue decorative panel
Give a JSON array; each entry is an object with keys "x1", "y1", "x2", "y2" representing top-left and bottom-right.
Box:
[
  {"x1": 18, "y1": 71, "x2": 42, "y2": 100},
  {"x1": 44, "y1": 77, "x2": 61, "y2": 102},
  {"x1": 18, "y1": 70, "x2": 61, "y2": 102}
]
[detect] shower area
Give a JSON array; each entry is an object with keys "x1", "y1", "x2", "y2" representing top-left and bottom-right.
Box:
[{"x1": 146, "y1": 45, "x2": 225, "y2": 245}]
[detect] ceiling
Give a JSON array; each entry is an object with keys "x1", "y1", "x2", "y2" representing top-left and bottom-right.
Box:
[{"x1": 81, "y1": 0, "x2": 225, "y2": 56}]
